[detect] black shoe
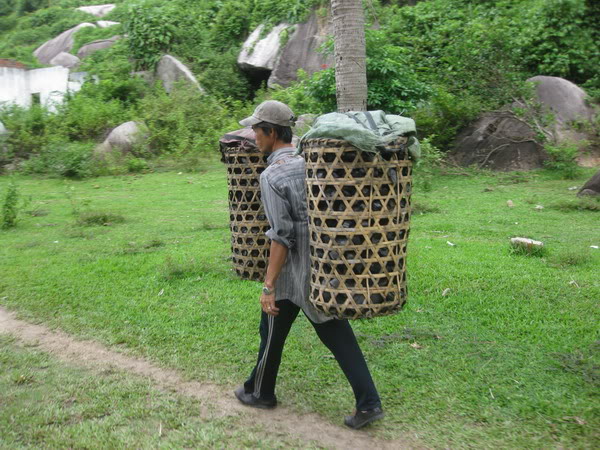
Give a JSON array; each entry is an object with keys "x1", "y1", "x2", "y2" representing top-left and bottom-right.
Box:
[
  {"x1": 344, "y1": 407, "x2": 385, "y2": 429},
  {"x1": 234, "y1": 386, "x2": 277, "y2": 409}
]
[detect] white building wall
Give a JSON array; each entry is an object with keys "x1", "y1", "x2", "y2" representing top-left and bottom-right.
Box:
[
  {"x1": 28, "y1": 66, "x2": 70, "y2": 112},
  {"x1": 0, "y1": 67, "x2": 31, "y2": 108},
  {"x1": 0, "y1": 66, "x2": 88, "y2": 113}
]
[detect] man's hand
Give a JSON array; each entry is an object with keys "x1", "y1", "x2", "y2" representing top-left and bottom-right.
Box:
[{"x1": 260, "y1": 292, "x2": 279, "y2": 316}]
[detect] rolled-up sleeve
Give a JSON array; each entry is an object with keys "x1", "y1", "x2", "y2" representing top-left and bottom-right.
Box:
[{"x1": 260, "y1": 176, "x2": 296, "y2": 249}]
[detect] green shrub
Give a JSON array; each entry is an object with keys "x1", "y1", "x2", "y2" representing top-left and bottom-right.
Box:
[
  {"x1": 414, "y1": 136, "x2": 444, "y2": 192},
  {"x1": 137, "y1": 82, "x2": 238, "y2": 156},
  {"x1": 195, "y1": 50, "x2": 252, "y2": 101},
  {"x1": 1, "y1": 179, "x2": 19, "y2": 229},
  {"x1": 125, "y1": 0, "x2": 176, "y2": 70},
  {"x1": 126, "y1": 157, "x2": 150, "y2": 173},
  {"x1": 209, "y1": 0, "x2": 250, "y2": 50},
  {"x1": 0, "y1": 104, "x2": 50, "y2": 160},
  {"x1": 22, "y1": 141, "x2": 96, "y2": 178},
  {"x1": 518, "y1": 0, "x2": 599, "y2": 85},
  {"x1": 52, "y1": 85, "x2": 133, "y2": 141},
  {"x1": 412, "y1": 88, "x2": 482, "y2": 150},
  {"x1": 543, "y1": 141, "x2": 583, "y2": 179}
]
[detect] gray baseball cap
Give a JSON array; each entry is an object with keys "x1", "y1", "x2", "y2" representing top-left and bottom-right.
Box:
[{"x1": 239, "y1": 100, "x2": 296, "y2": 127}]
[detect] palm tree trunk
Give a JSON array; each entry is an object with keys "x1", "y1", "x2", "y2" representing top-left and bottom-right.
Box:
[{"x1": 331, "y1": 0, "x2": 368, "y2": 112}]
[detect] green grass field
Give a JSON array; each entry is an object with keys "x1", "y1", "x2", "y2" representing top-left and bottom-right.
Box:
[
  {"x1": 1, "y1": 163, "x2": 599, "y2": 448},
  {"x1": 0, "y1": 335, "x2": 309, "y2": 449}
]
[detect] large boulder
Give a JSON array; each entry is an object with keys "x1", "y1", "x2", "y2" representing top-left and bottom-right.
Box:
[
  {"x1": 238, "y1": 24, "x2": 290, "y2": 73},
  {"x1": 578, "y1": 170, "x2": 600, "y2": 197},
  {"x1": 49, "y1": 52, "x2": 80, "y2": 69},
  {"x1": 450, "y1": 110, "x2": 546, "y2": 171},
  {"x1": 528, "y1": 76, "x2": 594, "y2": 126},
  {"x1": 155, "y1": 55, "x2": 205, "y2": 94},
  {"x1": 527, "y1": 76, "x2": 599, "y2": 167},
  {"x1": 94, "y1": 121, "x2": 148, "y2": 158},
  {"x1": 77, "y1": 36, "x2": 120, "y2": 59},
  {"x1": 34, "y1": 23, "x2": 96, "y2": 65},
  {"x1": 76, "y1": 4, "x2": 116, "y2": 18},
  {"x1": 268, "y1": 12, "x2": 333, "y2": 88}
]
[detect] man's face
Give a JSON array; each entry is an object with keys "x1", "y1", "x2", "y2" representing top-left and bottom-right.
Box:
[{"x1": 252, "y1": 126, "x2": 276, "y2": 154}]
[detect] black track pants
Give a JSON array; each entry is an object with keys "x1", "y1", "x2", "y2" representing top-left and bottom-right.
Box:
[{"x1": 243, "y1": 299, "x2": 381, "y2": 411}]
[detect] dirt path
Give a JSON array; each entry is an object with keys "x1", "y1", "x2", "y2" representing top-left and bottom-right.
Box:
[{"x1": 0, "y1": 307, "x2": 418, "y2": 449}]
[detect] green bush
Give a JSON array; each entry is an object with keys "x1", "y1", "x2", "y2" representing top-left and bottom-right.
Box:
[
  {"x1": 52, "y1": 81, "x2": 137, "y2": 141},
  {"x1": 1, "y1": 179, "x2": 19, "y2": 229},
  {"x1": 195, "y1": 49, "x2": 252, "y2": 100},
  {"x1": 543, "y1": 141, "x2": 583, "y2": 179},
  {"x1": 518, "y1": 0, "x2": 599, "y2": 85},
  {"x1": 413, "y1": 136, "x2": 444, "y2": 192},
  {"x1": 412, "y1": 88, "x2": 482, "y2": 150},
  {"x1": 209, "y1": 0, "x2": 250, "y2": 50},
  {"x1": 0, "y1": 104, "x2": 50, "y2": 160},
  {"x1": 125, "y1": 0, "x2": 176, "y2": 70},
  {"x1": 126, "y1": 157, "x2": 150, "y2": 173},
  {"x1": 137, "y1": 82, "x2": 238, "y2": 156},
  {"x1": 21, "y1": 141, "x2": 96, "y2": 178}
]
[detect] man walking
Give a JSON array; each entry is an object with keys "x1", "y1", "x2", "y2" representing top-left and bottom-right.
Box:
[{"x1": 234, "y1": 100, "x2": 384, "y2": 429}]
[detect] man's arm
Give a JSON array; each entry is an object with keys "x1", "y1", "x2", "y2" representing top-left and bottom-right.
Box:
[
  {"x1": 261, "y1": 240, "x2": 288, "y2": 316},
  {"x1": 259, "y1": 176, "x2": 295, "y2": 316}
]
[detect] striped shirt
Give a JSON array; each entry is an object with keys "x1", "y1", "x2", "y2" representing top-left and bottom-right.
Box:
[{"x1": 260, "y1": 147, "x2": 331, "y2": 324}]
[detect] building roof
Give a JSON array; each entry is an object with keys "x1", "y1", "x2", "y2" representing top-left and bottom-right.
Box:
[{"x1": 0, "y1": 59, "x2": 28, "y2": 69}]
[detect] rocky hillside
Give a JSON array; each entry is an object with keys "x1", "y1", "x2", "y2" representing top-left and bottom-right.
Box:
[{"x1": 0, "y1": 0, "x2": 598, "y2": 175}]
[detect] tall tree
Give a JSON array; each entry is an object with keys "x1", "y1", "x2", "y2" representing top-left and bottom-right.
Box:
[{"x1": 331, "y1": 0, "x2": 367, "y2": 112}]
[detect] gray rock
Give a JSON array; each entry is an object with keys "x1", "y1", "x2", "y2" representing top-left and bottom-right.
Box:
[
  {"x1": 526, "y1": 76, "x2": 596, "y2": 145},
  {"x1": 34, "y1": 23, "x2": 96, "y2": 65},
  {"x1": 0, "y1": 121, "x2": 6, "y2": 135},
  {"x1": 77, "y1": 4, "x2": 116, "y2": 18},
  {"x1": 94, "y1": 121, "x2": 148, "y2": 158},
  {"x1": 49, "y1": 52, "x2": 80, "y2": 69},
  {"x1": 527, "y1": 76, "x2": 598, "y2": 166},
  {"x1": 528, "y1": 76, "x2": 594, "y2": 126},
  {"x1": 238, "y1": 24, "x2": 290, "y2": 72},
  {"x1": 268, "y1": 12, "x2": 333, "y2": 88},
  {"x1": 96, "y1": 20, "x2": 120, "y2": 28},
  {"x1": 577, "y1": 170, "x2": 600, "y2": 197},
  {"x1": 155, "y1": 55, "x2": 205, "y2": 94},
  {"x1": 77, "y1": 36, "x2": 120, "y2": 59},
  {"x1": 450, "y1": 110, "x2": 546, "y2": 171}
]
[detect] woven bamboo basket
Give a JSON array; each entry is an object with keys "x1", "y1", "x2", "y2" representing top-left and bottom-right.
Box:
[
  {"x1": 220, "y1": 132, "x2": 270, "y2": 281},
  {"x1": 303, "y1": 137, "x2": 412, "y2": 319}
]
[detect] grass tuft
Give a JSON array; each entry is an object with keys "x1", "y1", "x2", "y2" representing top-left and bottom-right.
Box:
[
  {"x1": 551, "y1": 198, "x2": 600, "y2": 212},
  {"x1": 551, "y1": 348, "x2": 600, "y2": 386},
  {"x1": 412, "y1": 202, "x2": 441, "y2": 215},
  {"x1": 76, "y1": 211, "x2": 125, "y2": 227},
  {"x1": 160, "y1": 256, "x2": 206, "y2": 281},
  {"x1": 26, "y1": 209, "x2": 49, "y2": 217},
  {"x1": 548, "y1": 248, "x2": 593, "y2": 268},
  {"x1": 13, "y1": 373, "x2": 35, "y2": 385}
]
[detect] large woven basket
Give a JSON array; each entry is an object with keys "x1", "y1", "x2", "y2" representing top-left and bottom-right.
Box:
[
  {"x1": 220, "y1": 130, "x2": 270, "y2": 281},
  {"x1": 303, "y1": 137, "x2": 412, "y2": 319}
]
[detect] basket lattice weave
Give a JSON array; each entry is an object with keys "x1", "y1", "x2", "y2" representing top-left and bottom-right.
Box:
[
  {"x1": 222, "y1": 146, "x2": 270, "y2": 281},
  {"x1": 303, "y1": 138, "x2": 412, "y2": 319}
]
